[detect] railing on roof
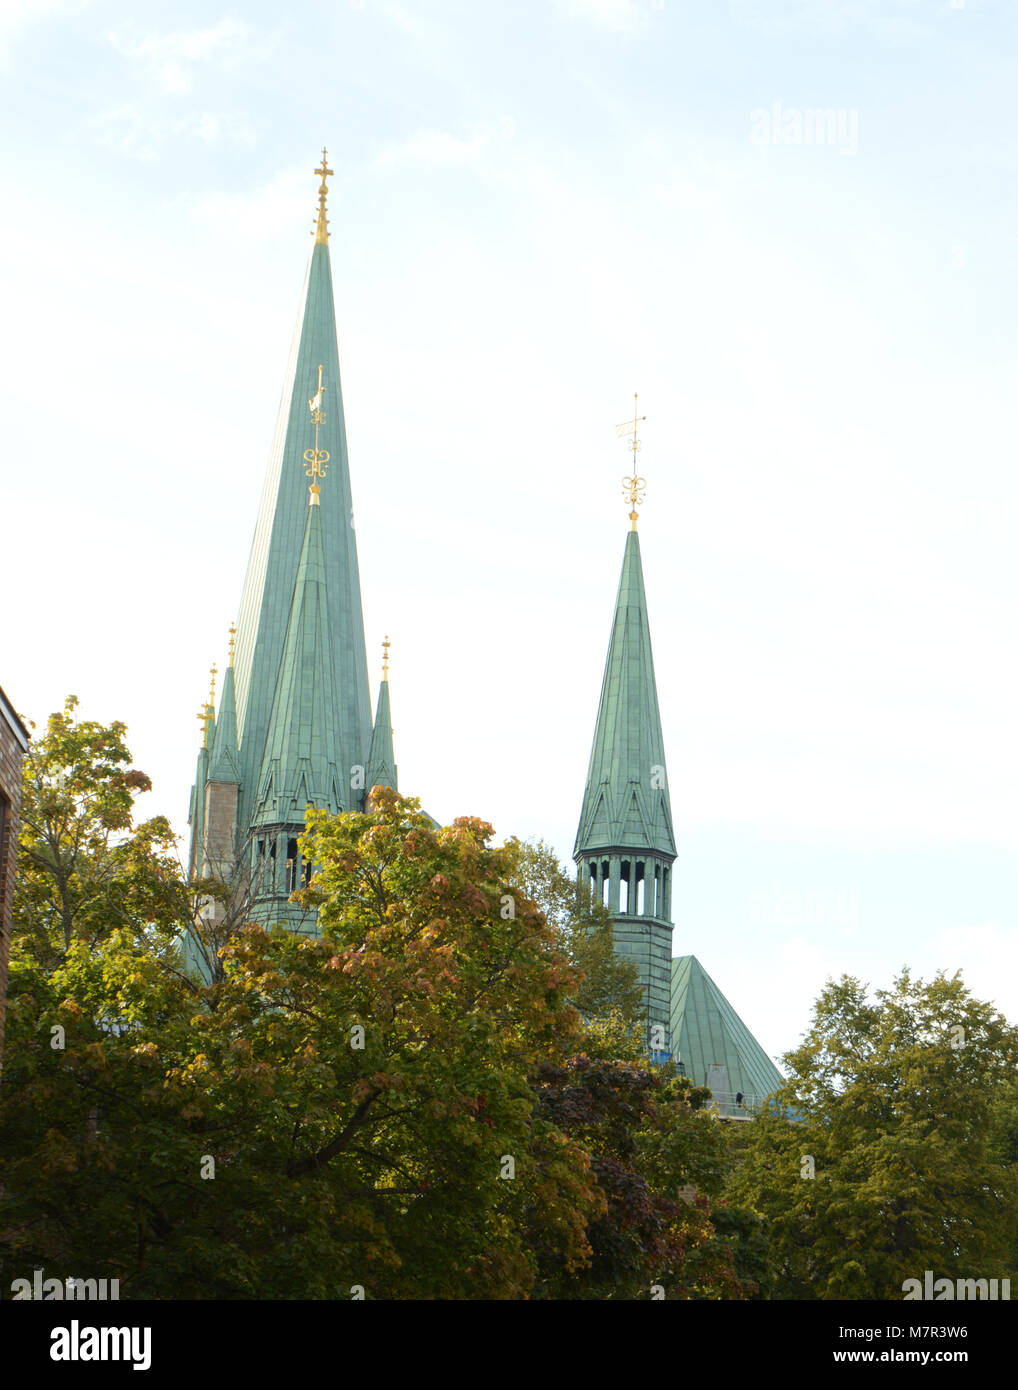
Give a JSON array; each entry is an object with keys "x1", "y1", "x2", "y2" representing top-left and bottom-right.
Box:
[{"x1": 706, "y1": 1089, "x2": 771, "y2": 1120}]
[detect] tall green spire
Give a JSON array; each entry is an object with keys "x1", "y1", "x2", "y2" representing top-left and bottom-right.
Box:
[
  {"x1": 186, "y1": 151, "x2": 376, "y2": 933},
  {"x1": 231, "y1": 151, "x2": 372, "y2": 838},
  {"x1": 574, "y1": 512, "x2": 676, "y2": 1054},
  {"x1": 366, "y1": 638, "x2": 398, "y2": 800}
]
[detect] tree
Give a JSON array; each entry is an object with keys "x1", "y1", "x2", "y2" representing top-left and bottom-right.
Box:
[
  {"x1": 727, "y1": 969, "x2": 1018, "y2": 1299},
  {"x1": 2, "y1": 715, "x2": 761, "y2": 1301},
  {"x1": 12, "y1": 697, "x2": 182, "y2": 972},
  {"x1": 503, "y1": 837, "x2": 645, "y2": 1030},
  {"x1": 498, "y1": 841, "x2": 753, "y2": 1299},
  {"x1": 2, "y1": 786, "x2": 604, "y2": 1298}
]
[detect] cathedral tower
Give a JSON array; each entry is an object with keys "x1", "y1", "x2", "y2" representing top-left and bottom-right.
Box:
[
  {"x1": 187, "y1": 151, "x2": 397, "y2": 929},
  {"x1": 574, "y1": 402, "x2": 676, "y2": 1053}
]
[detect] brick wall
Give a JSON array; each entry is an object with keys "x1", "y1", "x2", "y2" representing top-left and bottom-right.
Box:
[{"x1": 0, "y1": 685, "x2": 30, "y2": 1082}]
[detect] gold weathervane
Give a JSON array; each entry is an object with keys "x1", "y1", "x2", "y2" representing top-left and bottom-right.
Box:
[
  {"x1": 382, "y1": 635, "x2": 390, "y2": 680},
  {"x1": 197, "y1": 663, "x2": 217, "y2": 749},
  {"x1": 314, "y1": 147, "x2": 333, "y2": 244},
  {"x1": 616, "y1": 392, "x2": 647, "y2": 527},
  {"x1": 304, "y1": 362, "x2": 330, "y2": 504}
]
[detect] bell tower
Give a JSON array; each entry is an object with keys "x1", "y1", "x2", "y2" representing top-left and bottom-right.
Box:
[{"x1": 574, "y1": 398, "x2": 676, "y2": 1053}]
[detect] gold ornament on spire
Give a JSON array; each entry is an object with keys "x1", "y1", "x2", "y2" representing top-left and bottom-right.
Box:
[
  {"x1": 382, "y1": 635, "x2": 390, "y2": 680},
  {"x1": 304, "y1": 362, "x2": 330, "y2": 505},
  {"x1": 228, "y1": 623, "x2": 236, "y2": 667},
  {"x1": 313, "y1": 147, "x2": 333, "y2": 244},
  {"x1": 616, "y1": 393, "x2": 647, "y2": 529},
  {"x1": 197, "y1": 666, "x2": 215, "y2": 748}
]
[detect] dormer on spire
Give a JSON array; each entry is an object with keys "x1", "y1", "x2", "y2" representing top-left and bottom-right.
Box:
[{"x1": 313, "y1": 147, "x2": 333, "y2": 245}]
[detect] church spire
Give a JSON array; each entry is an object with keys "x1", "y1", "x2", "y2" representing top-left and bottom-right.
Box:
[
  {"x1": 366, "y1": 635, "x2": 398, "y2": 802},
  {"x1": 209, "y1": 635, "x2": 240, "y2": 784},
  {"x1": 573, "y1": 521, "x2": 675, "y2": 861},
  {"x1": 230, "y1": 149, "x2": 372, "y2": 843},
  {"x1": 574, "y1": 403, "x2": 675, "y2": 1055}
]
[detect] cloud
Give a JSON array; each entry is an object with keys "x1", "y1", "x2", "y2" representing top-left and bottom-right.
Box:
[
  {"x1": 91, "y1": 104, "x2": 256, "y2": 160},
  {"x1": 373, "y1": 128, "x2": 493, "y2": 172},
  {"x1": 931, "y1": 923, "x2": 1018, "y2": 1025},
  {"x1": 186, "y1": 164, "x2": 311, "y2": 243},
  {"x1": 552, "y1": 0, "x2": 649, "y2": 32},
  {"x1": 108, "y1": 18, "x2": 262, "y2": 94},
  {"x1": 0, "y1": 0, "x2": 89, "y2": 64}
]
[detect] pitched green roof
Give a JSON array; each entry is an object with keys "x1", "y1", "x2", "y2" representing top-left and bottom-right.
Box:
[
  {"x1": 366, "y1": 677, "x2": 398, "y2": 796},
  {"x1": 574, "y1": 528, "x2": 676, "y2": 859},
  {"x1": 209, "y1": 662, "x2": 241, "y2": 784},
  {"x1": 232, "y1": 237, "x2": 372, "y2": 826},
  {"x1": 670, "y1": 955, "x2": 783, "y2": 1104},
  {"x1": 252, "y1": 497, "x2": 344, "y2": 825}
]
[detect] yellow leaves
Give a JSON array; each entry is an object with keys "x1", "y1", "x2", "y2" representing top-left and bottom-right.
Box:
[{"x1": 40, "y1": 1128, "x2": 79, "y2": 1175}]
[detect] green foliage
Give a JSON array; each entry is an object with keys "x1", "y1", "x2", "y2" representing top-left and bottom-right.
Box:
[
  {"x1": 16, "y1": 713, "x2": 947, "y2": 1301},
  {"x1": 13, "y1": 696, "x2": 182, "y2": 968},
  {"x1": 503, "y1": 837, "x2": 645, "y2": 1030},
  {"x1": 727, "y1": 969, "x2": 1018, "y2": 1299}
]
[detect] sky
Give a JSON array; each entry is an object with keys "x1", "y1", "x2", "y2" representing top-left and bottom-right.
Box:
[{"x1": 3, "y1": 0, "x2": 1017, "y2": 1069}]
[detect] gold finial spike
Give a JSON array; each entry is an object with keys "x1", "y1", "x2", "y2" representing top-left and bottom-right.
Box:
[
  {"x1": 309, "y1": 483, "x2": 321, "y2": 506},
  {"x1": 617, "y1": 392, "x2": 648, "y2": 526},
  {"x1": 382, "y1": 635, "x2": 390, "y2": 681},
  {"x1": 208, "y1": 663, "x2": 218, "y2": 707},
  {"x1": 313, "y1": 147, "x2": 333, "y2": 244},
  {"x1": 228, "y1": 623, "x2": 237, "y2": 667}
]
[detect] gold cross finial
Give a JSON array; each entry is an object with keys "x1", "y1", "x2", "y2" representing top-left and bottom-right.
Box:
[
  {"x1": 208, "y1": 663, "x2": 217, "y2": 707},
  {"x1": 382, "y1": 635, "x2": 390, "y2": 680},
  {"x1": 314, "y1": 146, "x2": 333, "y2": 244},
  {"x1": 228, "y1": 623, "x2": 236, "y2": 667},
  {"x1": 616, "y1": 392, "x2": 647, "y2": 529}
]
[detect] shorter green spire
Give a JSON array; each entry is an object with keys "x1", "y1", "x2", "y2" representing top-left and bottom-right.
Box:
[
  {"x1": 366, "y1": 638, "x2": 397, "y2": 799},
  {"x1": 574, "y1": 528, "x2": 675, "y2": 860},
  {"x1": 253, "y1": 495, "x2": 343, "y2": 826},
  {"x1": 209, "y1": 655, "x2": 241, "y2": 784}
]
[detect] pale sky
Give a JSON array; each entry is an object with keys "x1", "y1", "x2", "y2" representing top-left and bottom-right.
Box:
[{"x1": 3, "y1": 0, "x2": 1017, "y2": 1066}]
